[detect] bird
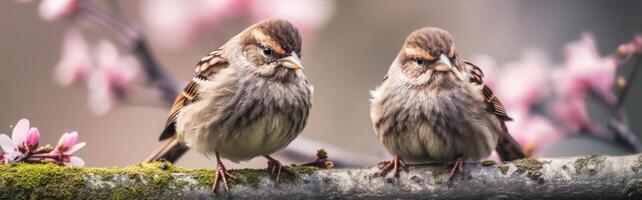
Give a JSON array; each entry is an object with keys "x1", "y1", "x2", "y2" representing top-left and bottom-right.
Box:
[
  {"x1": 144, "y1": 19, "x2": 313, "y2": 193},
  {"x1": 369, "y1": 27, "x2": 526, "y2": 180}
]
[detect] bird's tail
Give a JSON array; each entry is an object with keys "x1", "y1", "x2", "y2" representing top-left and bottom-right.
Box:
[
  {"x1": 143, "y1": 135, "x2": 190, "y2": 163},
  {"x1": 495, "y1": 125, "x2": 527, "y2": 162}
]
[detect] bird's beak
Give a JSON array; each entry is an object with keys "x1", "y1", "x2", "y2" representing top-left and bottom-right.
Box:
[
  {"x1": 280, "y1": 52, "x2": 303, "y2": 70},
  {"x1": 433, "y1": 54, "x2": 452, "y2": 72}
]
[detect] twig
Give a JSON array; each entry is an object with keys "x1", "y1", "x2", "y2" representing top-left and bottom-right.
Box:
[
  {"x1": 276, "y1": 137, "x2": 387, "y2": 168},
  {"x1": 616, "y1": 52, "x2": 642, "y2": 107}
]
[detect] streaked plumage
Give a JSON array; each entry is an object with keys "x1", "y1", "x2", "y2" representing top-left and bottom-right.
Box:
[
  {"x1": 370, "y1": 27, "x2": 525, "y2": 178},
  {"x1": 146, "y1": 19, "x2": 312, "y2": 193}
]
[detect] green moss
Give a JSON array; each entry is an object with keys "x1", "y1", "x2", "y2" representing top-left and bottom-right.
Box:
[
  {"x1": 291, "y1": 166, "x2": 318, "y2": 175},
  {"x1": 0, "y1": 163, "x2": 85, "y2": 199},
  {"x1": 573, "y1": 155, "x2": 606, "y2": 174},
  {"x1": 498, "y1": 164, "x2": 509, "y2": 175},
  {"x1": 481, "y1": 160, "x2": 496, "y2": 166},
  {"x1": 0, "y1": 162, "x2": 318, "y2": 199},
  {"x1": 513, "y1": 158, "x2": 544, "y2": 174}
]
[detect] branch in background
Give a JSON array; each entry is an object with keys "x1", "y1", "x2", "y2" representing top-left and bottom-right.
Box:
[
  {"x1": 3, "y1": 155, "x2": 642, "y2": 199},
  {"x1": 78, "y1": 0, "x2": 179, "y2": 104},
  {"x1": 608, "y1": 38, "x2": 642, "y2": 152},
  {"x1": 587, "y1": 36, "x2": 642, "y2": 152}
]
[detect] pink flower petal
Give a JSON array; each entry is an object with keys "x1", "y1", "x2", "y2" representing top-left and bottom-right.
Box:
[
  {"x1": 55, "y1": 28, "x2": 91, "y2": 86},
  {"x1": 96, "y1": 40, "x2": 119, "y2": 69},
  {"x1": 67, "y1": 156, "x2": 85, "y2": 167},
  {"x1": 87, "y1": 69, "x2": 115, "y2": 115},
  {"x1": 552, "y1": 98, "x2": 593, "y2": 133},
  {"x1": 25, "y1": 127, "x2": 40, "y2": 150},
  {"x1": 560, "y1": 33, "x2": 617, "y2": 104},
  {"x1": 11, "y1": 119, "x2": 29, "y2": 146},
  {"x1": 110, "y1": 55, "x2": 140, "y2": 89},
  {"x1": 507, "y1": 113, "x2": 563, "y2": 156},
  {"x1": 0, "y1": 134, "x2": 16, "y2": 153},
  {"x1": 67, "y1": 142, "x2": 86, "y2": 154},
  {"x1": 495, "y1": 50, "x2": 551, "y2": 111},
  {"x1": 38, "y1": 0, "x2": 78, "y2": 21},
  {"x1": 57, "y1": 132, "x2": 78, "y2": 151}
]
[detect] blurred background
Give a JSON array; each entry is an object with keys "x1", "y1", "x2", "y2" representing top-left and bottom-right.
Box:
[{"x1": 0, "y1": 0, "x2": 641, "y2": 169}]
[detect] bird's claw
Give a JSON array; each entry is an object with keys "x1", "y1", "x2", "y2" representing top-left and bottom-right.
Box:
[
  {"x1": 212, "y1": 162, "x2": 237, "y2": 194},
  {"x1": 267, "y1": 158, "x2": 296, "y2": 184},
  {"x1": 378, "y1": 155, "x2": 408, "y2": 177}
]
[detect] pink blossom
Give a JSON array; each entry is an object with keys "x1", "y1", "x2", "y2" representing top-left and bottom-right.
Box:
[
  {"x1": 550, "y1": 33, "x2": 616, "y2": 132},
  {"x1": 559, "y1": 33, "x2": 617, "y2": 104},
  {"x1": 494, "y1": 50, "x2": 551, "y2": 112},
  {"x1": 25, "y1": 128, "x2": 40, "y2": 151},
  {"x1": 0, "y1": 134, "x2": 21, "y2": 164},
  {"x1": 55, "y1": 28, "x2": 91, "y2": 86},
  {"x1": 552, "y1": 97, "x2": 595, "y2": 133},
  {"x1": 505, "y1": 110, "x2": 563, "y2": 156},
  {"x1": 10, "y1": 119, "x2": 40, "y2": 151},
  {"x1": 38, "y1": 0, "x2": 79, "y2": 21},
  {"x1": 0, "y1": 119, "x2": 35, "y2": 163},
  {"x1": 51, "y1": 132, "x2": 86, "y2": 166},
  {"x1": 0, "y1": 119, "x2": 86, "y2": 166},
  {"x1": 87, "y1": 40, "x2": 140, "y2": 115}
]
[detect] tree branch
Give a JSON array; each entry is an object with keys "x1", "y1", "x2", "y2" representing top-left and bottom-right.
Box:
[{"x1": 2, "y1": 154, "x2": 642, "y2": 199}]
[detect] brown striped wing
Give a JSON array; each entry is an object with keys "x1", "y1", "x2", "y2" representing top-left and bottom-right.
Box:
[
  {"x1": 464, "y1": 61, "x2": 512, "y2": 121},
  {"x1": 159, "y1": 47, "x2": 229, "y2": 140}
]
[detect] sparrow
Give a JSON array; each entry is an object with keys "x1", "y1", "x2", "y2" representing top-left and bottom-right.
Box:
[
  {"x1": 369, "y1": 27, "x2": 526, "y2": 180},
  {"x1": 144, "y1": 19, "x2": 313, "y2": 193}
]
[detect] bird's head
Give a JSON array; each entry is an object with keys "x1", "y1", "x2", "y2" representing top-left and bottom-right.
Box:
[
  {"x1": 237, "y1": 19, "x2": 303, "y2": 81},
  {"x1": 395, "y1": 27, "x2": 465, "y2": 90}
]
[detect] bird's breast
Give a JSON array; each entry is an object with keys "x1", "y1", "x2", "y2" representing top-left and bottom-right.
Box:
[
  {"x1": 178, "y1": 76, "x2": 312, "y2": 162},
  {"x1": 375, "y1": 87, "x2": 497, "y2": 162}
]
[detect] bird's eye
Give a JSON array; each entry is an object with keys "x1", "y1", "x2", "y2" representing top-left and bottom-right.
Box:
[
  {"x1": 415, "y1": 57, "x2": 425, "y2": 65},
  {"x1": 262, "y1": 47, "x2": 273, "y2": 56}
]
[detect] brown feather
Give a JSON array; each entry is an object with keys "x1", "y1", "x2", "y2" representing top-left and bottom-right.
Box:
[
  {"x1": 464, "y1": 61, "x2": 525, "y2": 161},
  {"x1": 159, "y1": 47, "x2": 229, "y2": 141},
  {"x1": 464, "y1": 61, "x2": 512, "y2": 121}
]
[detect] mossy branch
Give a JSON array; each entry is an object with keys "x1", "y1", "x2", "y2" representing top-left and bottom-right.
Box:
[{"x1": 2, "y1": 155, "x2": 642, "y2": 199}]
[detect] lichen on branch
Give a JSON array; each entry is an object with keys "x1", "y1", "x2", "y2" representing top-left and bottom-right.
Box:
[{"x1": 1, "y1": 155, "x2": 642, "y2": 199}]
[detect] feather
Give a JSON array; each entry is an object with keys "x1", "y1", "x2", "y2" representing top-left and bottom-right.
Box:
[
  {"x1": 159, "y1": 47, "x2": 229, "y2": 141},
  {"x1": 464, "y1": 61, "x2": 512, "y2": 121}
]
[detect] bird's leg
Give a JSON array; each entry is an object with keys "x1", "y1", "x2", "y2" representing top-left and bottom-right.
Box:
[
  {"x1": 212, "y1": 152, "x2": 237, "y2": 193},
  {"x1": 378, "y1": 155, "x2": 408, "y2": 177},
  {"x1": 448, "y1": 158, "x2": 464, "y2": 181},
  {"x1": 264, "y1": 155, "x2": 296, "y2": 184}
]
